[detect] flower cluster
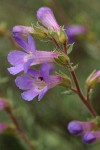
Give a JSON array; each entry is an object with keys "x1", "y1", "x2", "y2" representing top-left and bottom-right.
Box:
[
  {"x1": 68, "y1": 119, "x2": 100, "y2": 144},
  {"x1": 7, "y1": 6, "x2": 100, "y2": 145},
  {"x1": 7, "y1": 7, "x2": 71, "y2": 101}
]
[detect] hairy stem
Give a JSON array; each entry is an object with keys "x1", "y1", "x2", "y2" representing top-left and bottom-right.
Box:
[
  {"x1": 6, "y1": 109, "x2": 35, "y2": 150},
  {"x1": 67, "y1": 61, "x2": 97, "y2": 117}
]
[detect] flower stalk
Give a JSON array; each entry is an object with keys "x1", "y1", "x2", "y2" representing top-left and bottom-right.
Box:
[{"x1": 51, "y1": 31, "x2": 97, "y2": 117}]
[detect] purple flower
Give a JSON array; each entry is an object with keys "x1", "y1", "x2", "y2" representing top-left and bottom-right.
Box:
[
  {"x1": 13, "y1": 26, "x2": 34, "y2": 37},
  {"x1": 0, "y1": 123, "x2": 8, "y2": 133},
  {"x1": 15, "y1": 63, "x2": 63, "y2": 101},
  {"x1": 37, "y1": 7, "x2": 60, "y2": 32},
  {"x1": 7, "y1": 34, "x2": 59, "y2": 75},
  {"x1": 0, "y1": 98, "x2": 8, "y2": 110},
  {"x1": 67, "y1": 121, "x2": 95, "y2": 136},
  {"x1": 82, "y1": 131, "x2": 100, "y2": 144},
  {"x1": 66, "y1": 25, "x2": 86, "y2": 43}
]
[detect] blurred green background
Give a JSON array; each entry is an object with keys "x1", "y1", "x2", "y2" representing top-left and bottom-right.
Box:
[{"x1": 0, "y1": 0, "x2": 100, "y2": 149}]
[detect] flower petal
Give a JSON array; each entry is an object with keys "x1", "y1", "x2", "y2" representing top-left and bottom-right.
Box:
[
  {"x1": 38, "y1": 86, "x2": 48, "y2": 101},
  {"x1": 40, "y1": 63, "x2": 53, "y2": 82},
  {"x1": 27, "y1": 68, "x2": 39, "y2": 78},
  {"x1": 13, "y1": 26, "x2": 34, "y2": 36},
  {"x1": 24, "y1": 58, "x2": 34, "y2": 73},
  {"x1": 13, "y1": 35, "x2": 28, "y2": 52},
  {"x1": 28, "y1": 34, "x2": 36, "y2": 53},
  {"x1": 7, "y1": 50, "x2": 26, "y2": 66},
  {"x1": 15, "y1": 75, "x2": 33, "y2": 90},
  {"x1": 21, "y1": 89, "x2": 39, "y2": 101},
  {"x1": 7, "y1": 65, "x2": 23, "y2": 75}
]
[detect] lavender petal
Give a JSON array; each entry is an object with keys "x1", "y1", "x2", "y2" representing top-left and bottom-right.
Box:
[
  {"x1": 7, "y1": 50, "x2": 26, "y2": 66},
  {"x1": 7, "y1": 65, "x2": 23, "y2": 75},
  {"x1": 21, "y1": 89, "x2": 39, "y2": 101},
  {"x1": 28, "y1": 34, "x2": 36, "y2": 53},
  {"x1": 15, "y1": 75, "x2": 33, "y2": 90},
  {"x1": 24, "y1": 58, "x2": 34, "y2": 73},
  {"x1": 13, "y1": 35, "x2": 28, "y2": 52},
  {"x1": 38, "y1": 86, "x2": 48, "y2": 101}
]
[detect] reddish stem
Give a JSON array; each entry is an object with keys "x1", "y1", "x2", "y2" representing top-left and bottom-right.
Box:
[{"x1": 68, "y1": 62, "x2": 97, "y2": 117}]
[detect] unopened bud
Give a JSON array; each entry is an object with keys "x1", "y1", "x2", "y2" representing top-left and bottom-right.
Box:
[
  {"x1": 86, "y1": 70, "x2": 100, "y2": 89},
  {"x1": 58, "y1": 27, "x2": 68, "y2": 44},
  {"x1": 54, "y1": 53, "x2": 70, "y2": 66},
  {"x1": 68, "y1": 120, "x2": 95, "y2": 136},
  {"x1": 82, "y1": 131, "x2": 100, "y2": 144}
]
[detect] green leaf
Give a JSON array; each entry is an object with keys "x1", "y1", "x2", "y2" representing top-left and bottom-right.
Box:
[{"x1": 67, "y1": 43, "x2": 74, "y2": 55}]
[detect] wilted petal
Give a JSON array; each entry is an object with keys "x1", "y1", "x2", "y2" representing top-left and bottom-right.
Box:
[
  {"x1": 21, "y1": 89, "x2": 39, "y2": 101},
  {"x1": 15, "y1": 75, "x2": 33, "y2": 90},
  {"x1": 38, "y1": 86, "x2": 48, "y2": 101},
  {"x1": 7, "y1": 65, "x2": 23, "y2": 75},
  {"x1": 7, "y1": 50, "x2": 26, "y2": 66},
  {"x1": 37, "y1": 7, "x2": 60, "y2": 32}
]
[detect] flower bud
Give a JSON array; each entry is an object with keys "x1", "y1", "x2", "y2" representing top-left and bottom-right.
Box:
[
  {"x1": 82, "y1": 131, "x2": 100, "y2": 144},
  {"x1": 54, "y1": 53, "x2": 70, "y2": 66},
  {"x1": 67, "y1": 121, "x2": 95, "y2": 136},
  {"x1": 58, "y1": 27, "x2": 68, "y2": 44},
  {"x1": 37, "y1": 7, "x2": 60, "y2": 32},
  {"x1": 86, "y1": 70, "x2": 100, "y2": 89},
  {"x1": 32, "y1": 25, "x2": 48, "y2": 39}
]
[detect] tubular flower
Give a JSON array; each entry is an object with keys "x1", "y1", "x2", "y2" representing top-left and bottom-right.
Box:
[
  {"x1": 13, "y1": 25, "x2": 34, "y2": 37},
  {"x1": 86, "y1": 70, "x2": 100, "y2": 88},
  {"x1": 66, "y1": 25, "x2": 86, "y2": 43},
  {"x1": 0, "y1": 123, "x2": 8, "y2": 133},
  {"x1": 82, "y1": 131, "x2": 100, "y2": 144},
  {"x1": 15, "y1": 63, "x2": 63, "y2": 101},
  {"x1": 67, "y1": 121, "x2": 95, "y2": 136},
  {"x1": 7, "y1": 34, "x2": 59, "y2": 75},
  {"x1": 37, "y1": 7, "x2": 60, "y2": 32}
]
